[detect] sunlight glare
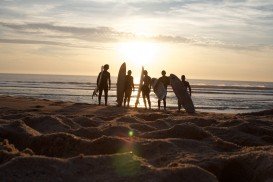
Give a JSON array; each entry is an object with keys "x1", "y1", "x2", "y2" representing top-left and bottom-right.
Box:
[{"x1": 117, "y1": 41, "x2": 159, "y2": 67}]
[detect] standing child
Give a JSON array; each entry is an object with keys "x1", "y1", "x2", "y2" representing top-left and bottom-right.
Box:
[
  {"x1": 124, "y1": 70, "x2": 134, "y2": 107},
  {"x1": 142, "y1": 70, "x2": 152, "y2": 109},
  {"x1": 97, "y1": 64, "x2": 111, "y2": 106}
]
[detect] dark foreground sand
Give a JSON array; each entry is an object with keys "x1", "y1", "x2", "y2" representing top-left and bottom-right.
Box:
[{"x1": 0, "y1": 95, "x2": 273, "y2": 182}]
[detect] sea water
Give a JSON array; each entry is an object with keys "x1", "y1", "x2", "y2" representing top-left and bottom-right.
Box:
[{"x1": 0, "y1": 73, "x2": 272, "y2": 113}]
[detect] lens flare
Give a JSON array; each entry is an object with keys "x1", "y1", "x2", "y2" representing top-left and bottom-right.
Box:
[{"x1": 128, "y1": 130, "x2": 134, "y2": 137}]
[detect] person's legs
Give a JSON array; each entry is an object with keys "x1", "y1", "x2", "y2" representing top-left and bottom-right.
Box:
[
  {"x1": 127, "y1": 89, "x2": 132, "y2": 107},
  {"x1": 178, "y1": 100, "x2": 181, "y2": 111},
  {"x1": 163, "y1": 95, "x2": 166, "y2": 110},
  {"x1": 123, "y1": 96, "x2": 127, "y2": 107},
  {"x1": 147, "y1": 92, "x2": 151, "y2": 109},
  {"x1": 104, "y1": 87, "x2": 108, "y2": 106},
  {"x1": 158, "y1": 100, "x2": 161, "y2": 110},
  {"x1": 142, "y1": 91, "x2": 147, "y2": 109},
  {"x1": 124, "y1": 91, "x2": 127, "y2": 107},
  {"x1": 98, "y1": 88, "x2": 103, "y2": 105}
]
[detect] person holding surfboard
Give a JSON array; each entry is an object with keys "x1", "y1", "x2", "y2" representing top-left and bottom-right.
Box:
[
  {"x1": 142, "y1": 70, "x2": 152, "y2": 109},
  {"x1": 157, "y1": 70, "x2": 170, "y2": 110},
  {"x1": 181, "y1": 75, "x2": 192, "y2": 96},
  {"x1": 97, "y1": 64, "x2": 111, "y2": 106},
  {"x1": 123, "y1": 70, "x2": 135, "y2": 107},
  {"x1": 178, "y1": 75, "x2": 192, "y2": 111}
]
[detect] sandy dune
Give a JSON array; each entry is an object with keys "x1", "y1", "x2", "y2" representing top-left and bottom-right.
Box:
[{"x1": 0, "y1": 95, "x2": 273, "y2": 181}]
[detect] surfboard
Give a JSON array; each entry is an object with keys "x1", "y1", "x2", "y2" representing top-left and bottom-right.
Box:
[
  {"x1": 151, "y1": 78, "x2": 167, "y2": 101},
  {"x1": 169, "y1": 74, "x2": 195, "y2": 113},
  {"x1": 116, "y1": 62, "x2": 126, "y2": 106},
  {"x1": 135, "y1": 66, "x2": 144, "y2": 108},
  {"x1": 92, "y1": 65, "x2": 104, "y2": 99}
]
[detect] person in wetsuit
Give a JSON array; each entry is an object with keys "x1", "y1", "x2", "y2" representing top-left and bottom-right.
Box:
[
  {"x1": 157, "y1": 70, "x2": 170, "y2": 110},
  {"x1": 181, "y1": 75, "x2": 191, "y2": 96},
  {"x1": 178, "y1": 75, "x2": 192, "y2": 111},
  {"x1": 123, "y1": 70, "x2": 135, "y2": 107},
  {"x1": 142, "y1": 70, "x2": 152, "y2": 109},
  {"x1": 97, "y1": 64, "x2": 111, "y2": 106}
]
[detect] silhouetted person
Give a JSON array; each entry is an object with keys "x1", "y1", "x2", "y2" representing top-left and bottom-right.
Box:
[
  {"x1": 178, "y1": 75, "x2": 192, "y2": 111},
  {"x1": 97, "y1": 64, "x2": 111, "y2": 106},
  {"x1": 142, "y1": 70, "x2": 151, "y2": 109},
  {"x1": 157, "y1": 70, "x2": 170, "y2": 110},
  {"x1": 124, "y1": 70, "x2": 135, "y2": 107},
  {"x1": 181, "y1": 75, "x2": 191, "y2": 96}
]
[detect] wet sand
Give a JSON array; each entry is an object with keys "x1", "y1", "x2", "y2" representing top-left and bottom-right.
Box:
[{"x1": 0, "y1": 95, "x2": 273, "y2": 182}]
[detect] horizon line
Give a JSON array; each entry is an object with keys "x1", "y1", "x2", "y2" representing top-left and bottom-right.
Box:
[{"x1": 0, "y1": 72, "x2": 272, "y2": 83}]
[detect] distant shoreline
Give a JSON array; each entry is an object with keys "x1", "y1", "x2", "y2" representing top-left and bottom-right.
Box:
[
  {"x1": 1, "y1": 72, "x2": 272, "y2": 83},
  {"x1": 1, "y1": 95, "x2": 271, "y2": 115}
]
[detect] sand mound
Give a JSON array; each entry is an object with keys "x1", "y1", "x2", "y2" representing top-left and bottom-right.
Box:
[
  {"x1": 29, "y1": 134, "x2": 132, "y2": 157},
  {"x1": 116, "y1": 115, "x2": 142, "y2": 123},
  {"x1": 0, "y1": 120, "x2": 40, "y2": 150},
  {"x1": 1, "y1": 96, "x2": 273, "y2": 181},
  {"x1": 183, "y1": 117, "x2": 218, "y2": 127},
  {"x1": 147, "y1": 119, "x2": 172, "y2": 129},
  {"x1": 73, "y1": 116, "x2": 101, "y2": 127},
  {"x1": 90, "y1": 136, "x2": 132, "y2": 155},
  {"x1": 206, "y1": 126, "x2": 268, "y2": 146},
  {"x1": 24, "y1": 115, "x2": 71, "y2": 133},
  {"x1": 238, "y1": 109, "x2": 273, "y2": 116},
  {"x1": 216, "y1": 119, "x2": 246, "y2": 127},
  {"x1": 135, "y1": 139, "x2": 178, "y2": 166},
  {"x1": 1, "y1": 113, "x2": 30, "y2": 120},
  {"x1": 30, "y1": 132, "x2": 88, "y2": 157},
  {"x1": 141, "y1": 123, "x2": 211, "y2": 140},
  {"x1": 69, "y1": 127, "x2": 102, "y2": 139},
  {"x1": 219, "y1": 150, "x2": 273, "y2": 182},
  {"x1": 234, "y1": 122, "x2": 273, "y2": 139},
  {"x1": 0, "y1": 139, "x2": 34, "y2": 165},
  {"x1": 0, "y1": 119, "x2": 9, "y2": 124},
  {"x1": 0, "y1": 154, "x2": 217, "y2": 182},
  {"x1": 170, "y1": 138, "x2": 214, "y2": 153},
  {"x1": 136, "y1": 113, "x2": 169, "y2": 121},
  {"x1": 130, "y1": 123, "x2": 157, "y2": 132},
  {"x1": 155, "y1": 164, "x2": 217, "y2": 182},
  {"x1": 57, "y1": 115, "x2": 81, "y2": 129},
  {"x1": 102, "y1": 125, "x2": 133, "y2": 137}
]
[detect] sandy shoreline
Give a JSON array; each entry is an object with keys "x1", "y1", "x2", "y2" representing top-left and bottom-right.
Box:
[{"x1": 0, "y1": 95, "x2": 273, "y2": 181}]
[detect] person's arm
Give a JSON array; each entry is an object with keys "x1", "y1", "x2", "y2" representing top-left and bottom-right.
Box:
[
  {"x1": 149, "y1": 77, "x2": 152, "y2": 89},
  {"x1": 108, "y1": 73, "x2": 111, "y2": 90},
  {"x1": 132, "y1": 77, "x2": 135, "y2": 90},
  {"x1": 97, "y1": 73, "x2": 101, "y2": 86}
]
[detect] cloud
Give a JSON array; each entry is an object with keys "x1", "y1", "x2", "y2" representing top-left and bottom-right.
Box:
[
  {"x1": 0, "y1": 0, "x2": 273, "y2": 50},
  {"x1": 0, "y1": 21, "x2": 272, "y2": 51}
]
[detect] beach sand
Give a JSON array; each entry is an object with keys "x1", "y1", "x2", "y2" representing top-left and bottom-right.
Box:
[{"x1": 0, "y1": 95, "x2": 273, "y2": 181}]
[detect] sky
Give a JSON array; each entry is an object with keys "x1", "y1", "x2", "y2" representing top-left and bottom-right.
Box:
[{"x1": 0, "y1": 0, "x2": 273, "y2": 81}]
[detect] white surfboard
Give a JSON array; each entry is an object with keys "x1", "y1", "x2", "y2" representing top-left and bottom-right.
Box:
[
  {"x1": 135, "y1": 66, "x2": 144, "y2": 108},
  {"x1": 151, "y1": 78, "x2": 167, "y2": 101},
  {"x1": 170, "y1": 74, "x2": 195, "y2": 113},
  {"x1": 117, "y1": 62, "x2": 126, "y2": 107}
]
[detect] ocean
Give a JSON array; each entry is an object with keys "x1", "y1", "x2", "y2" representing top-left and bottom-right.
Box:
[{"x1": 0, "y1": 73, "x2": 272, "y2": 113}]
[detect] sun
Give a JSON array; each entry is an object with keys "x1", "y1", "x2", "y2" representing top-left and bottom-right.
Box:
[{"x1": 116, "y1": 41, "x2": 159, "y2": 67}]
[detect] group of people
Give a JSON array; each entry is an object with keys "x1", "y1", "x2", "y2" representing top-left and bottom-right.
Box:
[{"x1": 96, "y1": 64, "x2": 192, "y2": 111}]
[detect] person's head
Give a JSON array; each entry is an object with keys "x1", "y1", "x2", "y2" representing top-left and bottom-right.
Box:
[
  {"x1": 161, "y1": 70, "x2": 166, "y2": 76},
  {"x1": 128, "y1": 70, "x2": 132, "y2": 75},
  {"x1": 143, "y1": 70, "x2": 148, "y2": 76},
  {"x1": 181, "y1": 75, "x2": 185, "y2": 81},
  {"x1": 104, "y1": 64, "x2": 109, "y2": 70}
]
